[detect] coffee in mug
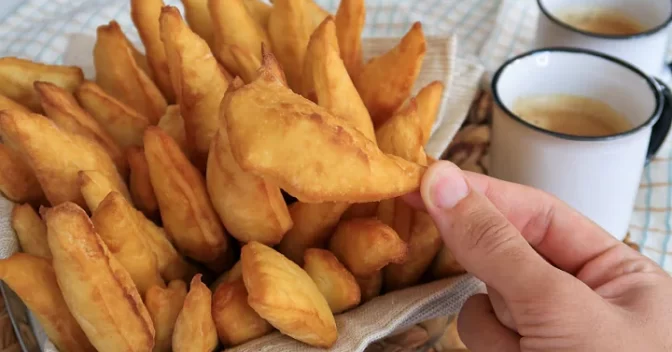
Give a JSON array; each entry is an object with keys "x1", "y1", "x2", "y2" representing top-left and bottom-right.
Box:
[
  {"x1": 511, "y1": 94, "x2": 633, "y2": 137},
  {"x1": 554, "y1": 7, "x2": 645, "y2": 36}
]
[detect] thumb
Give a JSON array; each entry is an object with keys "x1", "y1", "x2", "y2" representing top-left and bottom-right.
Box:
[{"x1": 420, "y1": 161, "x2": 563, "y2": 300}]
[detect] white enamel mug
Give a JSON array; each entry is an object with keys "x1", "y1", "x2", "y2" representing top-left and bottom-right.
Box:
[
  {"x1": 535, "y1": 0, "x2": 672, "y2": 78},
  {"x1": 490, "y1": 48, "x2": 672, "y2": 241}
]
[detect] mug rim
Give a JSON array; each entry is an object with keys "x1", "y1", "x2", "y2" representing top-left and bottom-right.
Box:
[
  {"x1": 536, "y1": 0, "x2": 672, "y2": 40},
  {"x1": 490, "y1": 47, "x2": 663, "y2": 142}
]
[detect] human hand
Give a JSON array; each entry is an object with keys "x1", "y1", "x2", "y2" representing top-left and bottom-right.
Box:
[{"x1": 404, "y1": 161, "x2": 672, "y2": 351}]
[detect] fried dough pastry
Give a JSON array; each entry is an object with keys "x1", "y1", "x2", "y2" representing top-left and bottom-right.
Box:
[
  {"x1": 0, "y1": 57, "x2": 83, "y2": 112},
  {"x1": 260, "y1": 45, "x2": 288, "y2": 85},
  {"x1": 78, "y1": 170, "x2": 131, "y2": 212},
  {"x1": 356, "y1": 271, "x2": 383, "y2": 303},
  {"x1": 75, "y1": 81, "x2": 150, "y2": 149},
  {"x1": 180, "y1": 0, "x2": 215, "y2": 47},
  {"x1": 329, "y1": 218, "x2": 408, "y2": 277},
  {"x1": 139, "y1": 214, "x2": 198, "y2": 282},
  {"x1": 375, "y1": 100, "x2": 427, "y2": 164},
  {"x1": 415, "y1": 81, "x2": 444, "y2": 144},
  {"x1": 146, "y1": 280, "x2": 188, "y2": 352},
  {"x1": 0, "y1": 144, "x2": 44, "y2": 205},
  {"x1": 229, "y1": 45, "x2": 261, "y2": 84},
  {"x1": 277, "y1": 201, "x2": 349, "y2": 265},
  {"x1": 94, "y1": 21, "x2": 167, "y2": 124},
  {"x1": 35, "y1": 81, "x2": 128, "y2": 176},
  {"x1": 241, "y1": 241, "x2": 337, "y2": 347},
  {"x1": 207, "y1": 82, "x2": 292, "y2": 245},
  {"x1": 0, "y1": 110, "x2": 128, "y2": 209},
  {"x1": 127, "y1": 147, "x2": 159, "y2": 219},
  {"x1": 341, "y1": 202, "x2": 378, "y2": 220},
  {"x1": 91, "y1": 192, "x2": 165, "y2": 295},
  {"x1": 11, "y1": 203, "x2": 51, "y2": 259},
  {"x1": 209, "y1": 0, "x2": 270, "y2": 75},
  {"x1": 212, "y1": 279, "x2": 274, "y2": 346},
  {"x1": 45, "y1": 202, "x2": 155, "y2": 352},
  {"x1": 130, "y1": 0, "x2": 175, "y2": 103},
  {"x1": 144, "y1": 127, "x2": 231, "y2": 271},
  {"x1": 172, "y1": 274, "x2": 218, "y2": 352},
  {"x1": 223, "y1": 71, "x2": 426, "y2": 203},
  {"x1": 242, "y1": 0, "x2": 272, "y2": 29},
  {"x1": 335, "y1": 0, "x2": 365, "y2": 77},
  {"x1": 431, "y1": 246, "x2": 465, "y2": 279},
  {"x1": 211, "y1": 260, "x2": 243, "y2": 291},
  {"x1": 303, "y1": 248, "x2": 361, "y2": 313},
  {"x1": 267, "y1": 0, "x2": 329, "y2": 90},
  {"x1": 157, "y1": 105, "x2": 189, "y2": 155},
  {"x1": 0, "y1": 93, "x2": 31, "y2": 113},
  {"x1": 160, "y1": 6, "x2": 229, "y2": 168},
  {"x1": 0, "y1": 253, "x2": 94, "y2": 352},
  {"x1": 354, "y1": 22, "x2": 426, "y2": 126}
]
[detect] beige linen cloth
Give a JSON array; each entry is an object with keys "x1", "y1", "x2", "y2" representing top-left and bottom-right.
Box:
[{"x1": 0, "y1": 33, "x2": 485, "y2": 352}]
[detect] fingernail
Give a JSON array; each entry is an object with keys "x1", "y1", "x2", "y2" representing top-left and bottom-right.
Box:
[{"x1": 424, "y1": 162, "x2": 469, "y2": 209}]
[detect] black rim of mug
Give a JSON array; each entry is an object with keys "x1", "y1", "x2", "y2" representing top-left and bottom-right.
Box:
[
  {"x1": 536, "y1": 0, "x2": 672, "y2": 40},
  {"x1": 490, "y1": 47, "x2": 664, "y2": 142}
]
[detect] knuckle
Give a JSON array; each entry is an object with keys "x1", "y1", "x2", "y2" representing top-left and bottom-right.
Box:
[{"x1": 462, "y1": 209, "x2": 517, "y2": 256}]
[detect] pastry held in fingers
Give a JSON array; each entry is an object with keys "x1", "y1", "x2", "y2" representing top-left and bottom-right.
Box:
[
  {"x1": 11, "y1": 203, "x2": 51, "y2": 259},
  {"x1": 0, "y1": 253, "x2": 94, "y2": 352},
  {"x1": 172, "y1": 274, "x2": 218, "y2": 352},
  {"x1": 146, "y1": 280, "x2": 188, "y2": 352},
  {"x1": 223, "y1": 70, "x2": 426, "y2": 203},
  {"x1": 0, "y1": 110, "x2": 128, "y2": 210},
  {"x1": 241, "y1": 241, "x2": 337, "y2": 347},
  {"x1": 45, "y1": 202, "x2": 155, "y2": 352},
  {"x1": 303, "y1": 248, "x2": 361, "y2": 314},
  {"x1": 91, "y1": 191, "x2": 165, "y2": 295},
  {"x1": 329, "y1": 218, "x2": 408, "y2": 277},
  {"x1": 212, "y1": 279, "x2": 274, "y2": 346},
  {"x1": 144, "y1": 126, "x2": 231, "y2": 272}
]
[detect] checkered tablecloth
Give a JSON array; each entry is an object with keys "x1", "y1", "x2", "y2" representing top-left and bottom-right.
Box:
[{"x1": 0, "y1": 0, "x2": 671, "y2": 274}]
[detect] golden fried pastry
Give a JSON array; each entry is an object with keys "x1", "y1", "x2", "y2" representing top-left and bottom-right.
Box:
[
  {"x1": 206, "y1": 83, "x2": 292, "y2": 245},
  {"x1": 78, "y1": 170, "x2": 131, "y2": 212},
  {"x1": 0, "y1": 144, "x2": 44, "y2": 205},
  {"x1": 209, "y1": 0, "x2": 270, "y2": 75},
  {"x1": 229, "y1": 45, "x2": 262, "y2": 84},
  {"x1": 45, "y1": 202, "x2": 155, "y2": 352},
  {"x1": 160, "y1": 6, "x2": 229, "y2": 169},
  {"x1": 224, "y1": 71, "x2": 426, "y2": 203},
  {"x1": 212, "y1": 279, "x2": 274, "y2": 346},
  {"x1": 35, "y1": 81, "x2": 128, "y2": 176},
  {"x1": 241, "y1": 241, "x2": 337, "y2": 347},
  {"x1": 242, "y1": 0, "x2": 272, "y2": 29},
  {"x1": 0, "y1": 253, "x2": 94, "y2": 352},
  {"x1": 145, "y1": 280, "x2": 188, "y2": 352},
  {"x1": 172, "y1": 274, "x2": 218, "y2": 352},
  {"x1": 341, "y1": 202, "x2": 378, "y2": 220},
  {"x1": 259, "y1": 44, "x2": 288, "y2": 85},
  {"x1": 11, "y1": 203, "x2": 51, "y2": 259},
  {"x1": 211, "y1": 260, "x2": 243, "y2": 291},
  {"x1": 304, "y1": 17, "x2": 376, "y2": 143},
  {"x1": 267, "y1": 0, "x2": 329, "y2": 90},
  {"x1": 414, "y1": 81, "x2": 444, "y2": 144},
  {"x1": 130, "y1": 0, "x2": 175, "y2": 102},
  {"x1": 144, "y1": 127, "x2": 231, "y2": 271},
  {"x1": 329, "y1": 218, "x2": 408, "y2": 277},
  {"x1": 127, "y1": 147, "x2": 159, "y2": 219},
  {"x1": 0, "y1": 110, "x2": 128, "y2": 209},
  {"x1": 0, "y1": 57, "x2": 83, "y2": 112},
  {"x1": 356, "y1": 271, "x2": 383, "y2": 303},
  {"x1": 277, "y1": 201, "x2": 349, "y2": 265},
  {"x1": 0, "y1": 93, "x2": 31, "y2": 113},
  {"x1": 354, "y1": 22, "x2": 426, "y2": 126},
  {"x1": 157, "y1": 105, "x2": 189, "y2": 155},
  {"x1": 75, "y1": 81, "x2": 150, "y2": 149},
  {"x1": 431, "y1": 246, "x2": 465, "y2": 279},
  {"x1": 384, "y1": 211, "x2": 442, "y2": 290},
  {"x1": 139, "y1": 215, "x2": 198, "y2": 283},
  {"x1": 335, "y1": 0, "x2": 365, "y2": 77},
  {"x1": 303, "y1": 248, "x2": 361, "y2": 313},
  {"x1": 91, "y1": 191, "x2": 165, "y2": 295},
  {"x1": 375, "y1": 100, "x2": 427, "y2": 164},
  {"x1": 94, "y1": 21, "x2": 167, "y2": 124},
  {"x1": 180, "y1": 0, "x2": 215, "y2": 47}
]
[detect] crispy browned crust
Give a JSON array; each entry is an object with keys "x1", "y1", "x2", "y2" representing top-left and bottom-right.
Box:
[
  {"x1": 303, "y1": 248, "x2": 361, "y2": 314},
  {"x1": 212, "y1": 279, "x2": 274, "y2": 346},
  {"x1": 172, "y1": 274, "x2": 218, "y2": 352},
  {"x1": 0, "y1": 144, "x2": 44, "y2": 204},
  {"x1": 145, "y1": 280, "x2": 187, "y2": 352}
]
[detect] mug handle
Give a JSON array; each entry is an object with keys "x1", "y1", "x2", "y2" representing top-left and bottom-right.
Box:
[{"x1": 647, "y1": 78, "x2": 672, "y2": 163}]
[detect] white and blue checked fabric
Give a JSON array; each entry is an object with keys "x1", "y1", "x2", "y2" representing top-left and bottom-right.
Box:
[{"x1": 0, "y1": 0, "x2": 670, "y2": 271}]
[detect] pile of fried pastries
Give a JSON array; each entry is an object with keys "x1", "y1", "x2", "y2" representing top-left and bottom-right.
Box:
[{"x1": 0, "y1": 0, "x2": 466, "y2": 351}]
